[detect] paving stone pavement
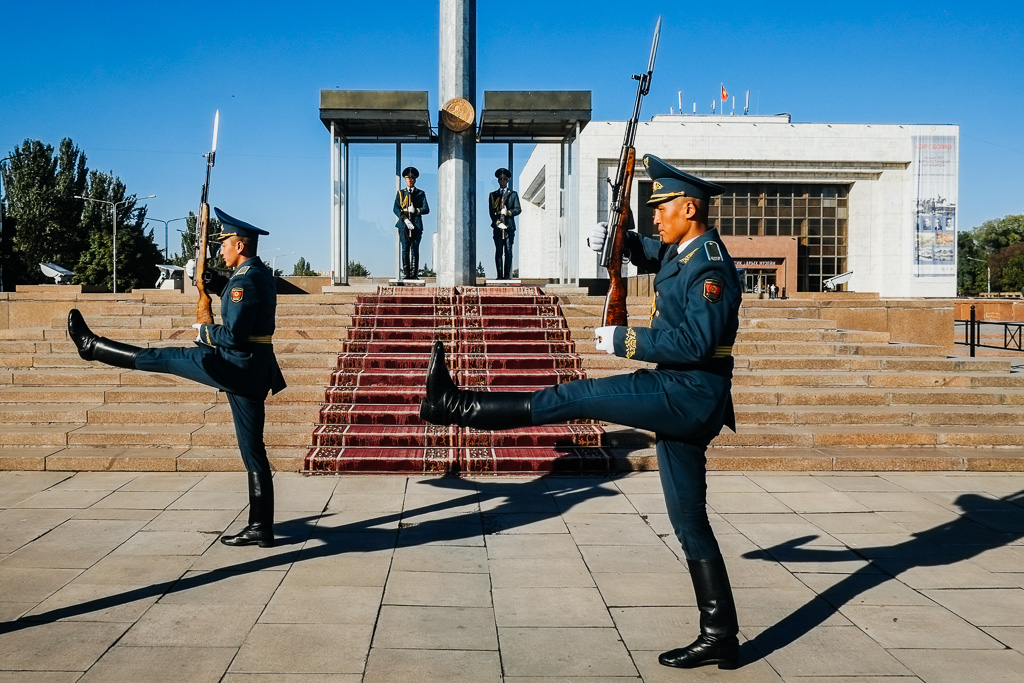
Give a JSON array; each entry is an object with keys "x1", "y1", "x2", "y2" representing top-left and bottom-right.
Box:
[{"x1": 1, "y1": 469, "x2": 1023, "y2": 682}]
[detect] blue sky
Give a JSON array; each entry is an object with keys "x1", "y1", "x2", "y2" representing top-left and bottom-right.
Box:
[{"x1": 2, "y1": 1, "x2": 1021, "y2": 277}]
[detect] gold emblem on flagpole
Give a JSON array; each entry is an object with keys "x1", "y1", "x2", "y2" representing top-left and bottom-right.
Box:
[{"x1": 441, "y1": 98, "x2": 475, "y2": 132}]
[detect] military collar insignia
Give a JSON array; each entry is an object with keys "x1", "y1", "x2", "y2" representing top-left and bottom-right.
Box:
[
  {"x1": 236, "y1": 265, "x2": 251, "y2": 276},
  {"x1": 679, "y1": 248, "x2": 699, "y2": 265}
]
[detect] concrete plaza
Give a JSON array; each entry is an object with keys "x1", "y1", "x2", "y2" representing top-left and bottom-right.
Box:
[{"x1": 1, "y1": 469, "x2": 1023, "y2": 682}]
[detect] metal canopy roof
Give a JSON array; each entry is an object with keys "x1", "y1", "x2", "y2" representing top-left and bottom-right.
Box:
[
  {"x1": 320, "y1": 90, "x2": 434, "y2": 142},
  {"x1": 319, "y1": 89, "x2": 591, "y2": 143},
  {"x1": 478, "y1": 91, "x2": 591, "y2": 143}
]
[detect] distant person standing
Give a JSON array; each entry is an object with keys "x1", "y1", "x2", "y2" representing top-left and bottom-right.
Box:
[
  {"x1": 393, "y1": 167, "x2": 429, "y2": 280},
  {"x1": 488, "y1": 168, "x2": 521, "y2": 280}
]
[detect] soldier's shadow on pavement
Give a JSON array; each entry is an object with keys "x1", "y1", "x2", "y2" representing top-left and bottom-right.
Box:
[
  {"x1": 739, "y1": 489, "x2": 1024, "y2": 664},
  {"x1": 0, "y1": 466, "x2": 624, "y2": 635}
]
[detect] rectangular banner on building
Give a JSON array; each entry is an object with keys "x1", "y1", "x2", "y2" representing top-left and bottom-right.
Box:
[{"x1": 911, "y1": 135, "x2": 957, "y2": 277}]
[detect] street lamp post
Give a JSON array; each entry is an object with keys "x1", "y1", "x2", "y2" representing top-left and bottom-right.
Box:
[
  {"x1": 965, "y1": 256, "x2": 991, "y2": 294},
  {"x1": 75, "y1": 193, "x2": 156, "y2": 294},
  {"x1": 0, "y1": 155, "x2": 12, "y2": 292},
  {"x1": 146, "y1": 216, "x2": 188, "y2": 261},
  {"x1": 271, "y1": 249, "x2": 296, "y2": 274}
]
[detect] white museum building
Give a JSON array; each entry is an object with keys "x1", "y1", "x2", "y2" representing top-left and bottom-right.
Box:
[{"x1": 516, "y1": 114, "x2": 958, "y2": 297}]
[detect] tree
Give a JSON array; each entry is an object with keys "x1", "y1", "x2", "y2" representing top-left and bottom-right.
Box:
[
  {"x1": 1, "y1": 138, "x2": 87, "y2": 286},
  {"x1": 73, "y1": 170, "x2": 162, "y2": 292},
  {"x1": 476, "y1": 261, "x2": 486, "y2": 278},
  {"x1": 348, "y1": 261, "x2": 369, "y2": 277},
  {"x1": 990, "y1": 243, "x2": 1024, "y2": 294},
  {"x1": 957, "y1": 213, "x2": 1024, "y2": 295},
  {"x1": 173, "y1": 212, "x2": 224, "y2": 269},
  {"x1": 419, "y1": 264, "x2": 436, "y2": 278},
  {"x1": 957, "y1": 230, "x2": 988, "y2": 296},
  {"x1": 292, "y1": 257, "x2": 317, "y2": 276}
]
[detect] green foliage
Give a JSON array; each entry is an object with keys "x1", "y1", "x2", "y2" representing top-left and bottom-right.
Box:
[
  {"x1": 476, "y1": 261, "x2": 486, "y2": 278},
  {"x1": 1, "y1": 139, "x2": 88, "y2": 287},
  {"x1": 990, "y1": 243, "x2": 1024, "y2": 294},
  {"x1": 419, "y1": 264, "x2": 436, "y2": 278},
  {"x1": 348, "y1": 260, "x2": 369, "y2": 277},
  {"x1": 958, "y1": 214, "x2": 1024, "y2": 295},
  {"x1": 72, "y1": 170, "x2": 162, "y2": 292},
  {"x1": 173, "y1": 212, "x2": 224, "y2": 270},
  {"x1": 293, "y1": 257, "x2": 318, "y2": 276}
]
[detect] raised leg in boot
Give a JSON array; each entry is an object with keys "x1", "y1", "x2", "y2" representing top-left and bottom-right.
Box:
[
  {"x1": 418, "y1": 341, "x2": 533, "y2": 430},
  {"x1": 659, "y1": 556, "x2": 740, "y2": 669},
  {"x1": 221, "y1": 471, "x2": 275, "y2": 547},
  {"x1": 68, "y1": 309, "x2": 141, "y2": 369}
]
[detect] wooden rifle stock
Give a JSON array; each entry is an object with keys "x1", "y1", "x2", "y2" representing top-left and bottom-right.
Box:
[
  {"x1": 601, "y1": 147, "x2": 635, "y2": 327},
  {"x1": 597, "y1": 16, "x2": 660, "y2": 329},
  {"x1": 193, "y1": 110, "x2": 219, "y2": 325},
  {"x1": 194, "y1": 203, "x2": 214, "y2": 324}
]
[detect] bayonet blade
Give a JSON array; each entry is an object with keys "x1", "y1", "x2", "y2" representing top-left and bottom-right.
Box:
[
  {"x1": 211, "y1": 110, "x2": 220, "y2": 154},
  {"x1": 647, "y1": 16, "x2": 661, "y2": 73}
]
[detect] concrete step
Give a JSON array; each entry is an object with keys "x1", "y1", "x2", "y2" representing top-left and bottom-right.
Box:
[
  {"x1": 733, "y1": 386, "x2": 1024, "y2": 406},
  {"x1": 733, "y1": 341, "x2": 947, "y2": 357},
  {"x1": 735, "y1": 404, "x2": 1024, "y2": 427},
  {"x1": 710, "y1": 424, "x2": 1024, "y2": 448},
  {"x1": 732, "y1": 370, "x2": 1024, "y2": 389}
]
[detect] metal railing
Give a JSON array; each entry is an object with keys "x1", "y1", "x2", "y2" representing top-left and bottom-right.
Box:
[{"x1": 955, "y1": 305, "x2": 1024, "y2": 357}]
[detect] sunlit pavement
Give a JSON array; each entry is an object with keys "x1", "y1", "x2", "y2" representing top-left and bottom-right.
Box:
[{"x1": 1, "y1": 469, "x2": 1023, "y2": 682}]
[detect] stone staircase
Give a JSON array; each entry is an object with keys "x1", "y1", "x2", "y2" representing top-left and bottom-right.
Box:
[
  {"x1": 2, "y1": 288, "x2": 1023, "y2": 471},
  {"x1": 0, "y1": 293, "x2": 353, "y2": 471},
  {"x1": 555, "y1": 291, "x2": 1024, "y2": 468}
]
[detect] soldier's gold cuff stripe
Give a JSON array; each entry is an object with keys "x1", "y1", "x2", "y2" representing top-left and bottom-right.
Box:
[
  {"x1": 624, "y1": 328, "x2": 638, "y2": 359},
  {"x1": 249, "y1": 335, "x2": 274, "y2": 344},
  {"x1": 713, "y1": 345, "x2": 733, "y2": 358}
]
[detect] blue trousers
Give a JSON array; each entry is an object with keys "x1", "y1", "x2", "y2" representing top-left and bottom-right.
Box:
[
  {"x1": 136, "y1": 346, "x2": 272, "y2": 476},
  {"x1": 532, "y1": 371, "x2": 724, "y2": 560},
  {"x1": 399, "y1": 227, "x2": 422, "y2": 276},
  {"x1": 493, "y1": 228, "x2": 514, "y2": 279}
]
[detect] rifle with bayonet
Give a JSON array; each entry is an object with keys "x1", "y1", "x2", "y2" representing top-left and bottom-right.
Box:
[
  {"x1": 599, "y1": 17, "x2": 661, "y2": 326},
  {"x1": 193, "y1": 110, "x2": 219, "y2": 325}
]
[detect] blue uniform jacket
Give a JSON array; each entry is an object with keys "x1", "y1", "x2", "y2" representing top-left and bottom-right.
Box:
[
  {"x1": 612, "y1": 228, "x2": 741, "y2": 431},
  {"x1": 194, "y1": 256, "x2": 287, "y2": 398},
  {"x1": 488, "y1": 189, "x2": 522, "y2": 231},
  {"x1": 393, "y1": 188, "x2": 429, "y2": 231}
]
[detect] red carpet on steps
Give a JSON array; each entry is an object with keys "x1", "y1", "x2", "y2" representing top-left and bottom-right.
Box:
[{"x1": 304, "y1": 286, "x2": 611, "y2": 474}]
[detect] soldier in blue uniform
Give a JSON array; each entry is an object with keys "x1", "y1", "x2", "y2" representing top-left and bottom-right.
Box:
[
  {"x1": 68, "y1": 208, "x2": 286, "y2": 548},
  {"x1": 488, "y1": 168, "x2": 522, "y2": 279},
  {"x1": 420, "y1": 155, "x2": 742, "y2": 670},
  {"x1": 393, "y1": 166, "x2": 430, "y2": 280}
]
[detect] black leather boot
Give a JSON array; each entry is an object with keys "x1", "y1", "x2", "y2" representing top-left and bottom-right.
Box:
[
  {"x1": 659, "y1": 557, "x2": 740, "y2": 670},
  {"x1": 68, "y1": 309, "x2": 141, "y2": 369},
  {"x1": 418, "y1": 341, "x2": 533, "y2": 430},
  {"x1": 221, "y1": 472, "x2": 275, "y2": 548}
]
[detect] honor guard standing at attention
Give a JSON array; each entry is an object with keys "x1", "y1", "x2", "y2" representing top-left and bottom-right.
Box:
[
  {"x1": 421, "y1": 155, "x2": 743, "y2": 670},
  {"x1": 393, "y1": 166, "x2": 430, "y2": 280},
  {"x1": 68, "y1": 208, "x2": 286, "y2": 548},
  {"x1": 488, "y1": 167, "x2": 522, "y2": 280}
]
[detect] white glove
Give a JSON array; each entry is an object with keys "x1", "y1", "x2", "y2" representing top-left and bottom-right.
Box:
[
  {"x1": 192, "y1": 323, "x2": 202, "y2": 342},
  {"x1": 185, "y1": 259, "x2": 196, "y2": 279},
  {"x1": 403, "y1": 218, "x2": 415, "y2": 231},
  {"x1": 406, "y1": 204, "x2": 416, "y2": 215},
  {"x1": 595, "y1": 325, "x2": 618, "y2": 354},
  {"x1": 587, "y1": 222, "x2": 608, "y2": 253}
]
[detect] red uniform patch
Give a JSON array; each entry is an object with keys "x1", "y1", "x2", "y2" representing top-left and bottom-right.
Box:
[
  {"x1": 230, "y1": 287, "x2": 243, "y2": 303},
  {"x1": 703, "y1": 279, "x2": 723, "y2": 303}
]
